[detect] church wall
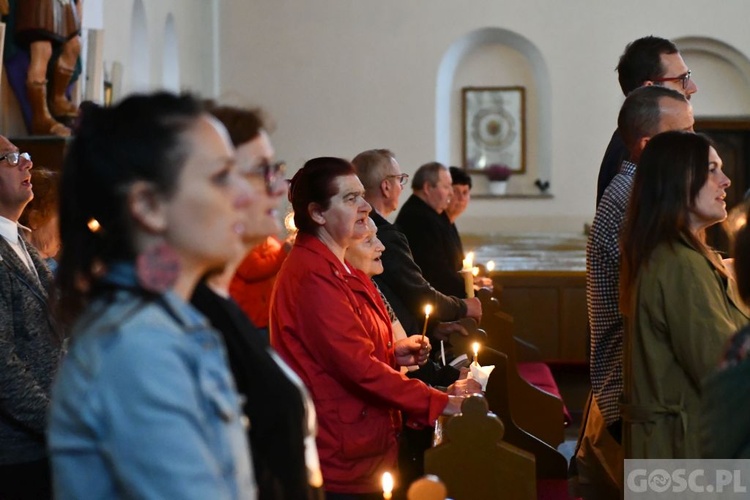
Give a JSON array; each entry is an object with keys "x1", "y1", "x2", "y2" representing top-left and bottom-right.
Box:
[{"x1": 217, "y1": 0, "x2": 750, "y2": 233}]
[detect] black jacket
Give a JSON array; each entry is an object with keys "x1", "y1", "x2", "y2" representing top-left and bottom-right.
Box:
[
  {"x1": 191, "y1": 282, "x2": 319, "y2": 500},
  {"x1": 395, "y1": 195, "x2": 466, "y2": 298},
  {"x1": 596, "y1": 128, "x2": 628, "y2": 206},
  {"x1": 370, "y1": 211, "x2": 466, "y2": 332}
]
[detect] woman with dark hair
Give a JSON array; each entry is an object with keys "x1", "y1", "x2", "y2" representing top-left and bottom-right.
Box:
[
  {"x1": 619, "y1": 131, "x2": 749, "y2": 459},
  {"x1": 48, "y1": 92, "x2": 257, "y2": 498},
  {"x1": 271, "y1": 157, "x2": 464, "y2": 499},
  {"x1": 701, "y1": 209, "x2": 750, "y2": 458},
  {"x1": 190, "y1": 104, "x2": 324, "y2": 499}
]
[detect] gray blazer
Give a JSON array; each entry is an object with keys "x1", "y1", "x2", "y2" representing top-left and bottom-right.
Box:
[{"x1": 0, "y1": 234, "x2": 62, "y2": 465}]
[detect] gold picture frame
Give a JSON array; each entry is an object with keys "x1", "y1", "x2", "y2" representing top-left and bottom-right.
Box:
[{"x1": 462, "y1": 86, "x2": 526, "y2": 174}]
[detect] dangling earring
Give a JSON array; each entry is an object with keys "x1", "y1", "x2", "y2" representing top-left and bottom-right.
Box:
[{"x1": 135, "y1": 241, "x2": 181, "y2": 293}]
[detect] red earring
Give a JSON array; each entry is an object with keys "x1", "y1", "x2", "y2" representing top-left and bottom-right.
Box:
[{"x1": 135, "y1": 242, "x2": 181, "y2": 294}]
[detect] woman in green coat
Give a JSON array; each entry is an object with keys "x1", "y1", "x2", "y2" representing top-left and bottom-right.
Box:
[{"x1": 619, "y1": 131, "x2": 749, "y2": 459}]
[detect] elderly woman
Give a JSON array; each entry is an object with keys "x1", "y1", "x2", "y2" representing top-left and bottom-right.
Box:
[
  {"x1": 344, "y1": 216, "x2": 481, "y2": 489},
  {"x1": 49, "y1": 93, "x2": 257, "y2": 498},
  {"x1": 270, "y1": 157, "x2": 463, "y2": 498},
  {"x1": 700, "y1": 206, "x2": 750, "y2": 459},
  {"x1": 190, "y1": 104, "x2": 323, "y2": 499},
  {"x1": 619, "y1": 131, "x2": 750, "y2": 459}
]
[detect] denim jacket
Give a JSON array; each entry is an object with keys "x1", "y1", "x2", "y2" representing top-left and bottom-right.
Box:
[{"x1": 48, "y1": 263, "x2": 256, "y2": 499}]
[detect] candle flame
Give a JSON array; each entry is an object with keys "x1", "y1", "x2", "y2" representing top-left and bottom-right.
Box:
[
  {"x1": 472, "y1": 266, "x2": 479, "y2": 277},
  {"x1": 382, "y1": 472, "x2": 394, "y2": 497},
  {"x1": 424, "y1": 304, "x2": 432, "y2": 316},
  {"x1": 284, "y1": 211, "x2": 297, "y2": 233},
  {"x1": 462, "y1": 251, "x2": 475, "y2": 271},
  {"x1": 87, "y1": 218, "x2": 101, "y2": 233},
  {"x1": 472, "y1": 342, "x2": 480, "y2": 357},
  {"x1": 486, "y1": 260, "x2": 496, "y2": 272}
]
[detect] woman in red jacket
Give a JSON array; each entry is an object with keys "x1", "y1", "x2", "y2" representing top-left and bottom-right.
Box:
[{"x1": 270, "y1": 157, "x2": 464, "y2": 499}]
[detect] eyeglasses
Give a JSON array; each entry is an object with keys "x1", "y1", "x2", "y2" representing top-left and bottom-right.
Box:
[
  {"x1": 385, "y1": 173, "x2": 409, "y2": 186},
  {"x1": 0, "y1": 152, "x2": 31, "y2": 166},
  {"x1": 652, "y1": 70, "x2": 692, "y2": 90},
  {"x1": 246, "y1": 161, "x2": 286, "y2": 195}
]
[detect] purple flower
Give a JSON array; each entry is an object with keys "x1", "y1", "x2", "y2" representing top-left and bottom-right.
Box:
[{"x1": 486, "y1": 164, "x2": 512, "y2": 181}]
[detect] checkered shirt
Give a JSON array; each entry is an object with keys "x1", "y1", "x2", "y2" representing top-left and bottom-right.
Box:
[{"x1": 586, "y1": 160, "x2": 636, "y2": 425}]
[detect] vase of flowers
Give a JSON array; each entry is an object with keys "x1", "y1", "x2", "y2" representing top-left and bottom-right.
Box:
[{"x1": 486, "y1": 164, "x2": 512, "y2": 195}]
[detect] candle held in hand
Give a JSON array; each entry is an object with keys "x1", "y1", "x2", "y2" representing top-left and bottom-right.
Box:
[
  {"x1": 420, "y1": 304, "x2": 432, "y2": 343},
  {"x1": 382, "y1": 472, "x2": 394, "y2": 499}
]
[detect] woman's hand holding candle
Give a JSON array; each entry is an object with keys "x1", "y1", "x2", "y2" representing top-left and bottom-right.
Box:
[{"x1": 394, "y1": 335, "x2": 431, "y2": 366}]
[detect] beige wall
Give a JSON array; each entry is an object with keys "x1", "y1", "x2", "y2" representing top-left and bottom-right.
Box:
[
  {"x1": 6, "y1": 1, "x2": 750, "y2": 234},
  {"x1": 218, "y1": 0, "x2": 750, "y2": 233}
]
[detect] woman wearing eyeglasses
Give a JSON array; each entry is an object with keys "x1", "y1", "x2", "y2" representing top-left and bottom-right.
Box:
[{"x1": 190, "y1": 104, "x2": 324, "y2": 500}]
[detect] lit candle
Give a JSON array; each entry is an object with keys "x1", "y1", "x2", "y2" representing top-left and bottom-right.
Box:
[
  {"x1": 420, "y1": 304, "x2": 432, "y2": 344},
  {"x1": 462, "y1": 270, "x2": 475, "y2": 298},
  {"x1": 382, "y1": 472, "x2": 393, "y2": 500},
  {"x1": 472, "y1": 342, "x2": 480, "y2": 366},
  {"x1": 486, "y1": 260, "x2": 496, "y2": 273},
  {"x1": 462, "y1": 251, "x2": 474, "y2": 271},
  {"x1": 87, "y1": 218, "x2": 101, "y2": 233},
  {"x1": 472, "y1": 266, "x2": 479, "y2": 277}
]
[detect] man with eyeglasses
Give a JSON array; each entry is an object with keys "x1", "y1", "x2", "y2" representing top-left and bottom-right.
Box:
[
  {"x1": 351, "y1": 149, "x2": 481, "y2": 336},
  {"x1": 0, "y1": 135, "x2": 63, "y2": 498},
  {"x1": 596, "y1": 36, "x2": 698, "y2": 206}
]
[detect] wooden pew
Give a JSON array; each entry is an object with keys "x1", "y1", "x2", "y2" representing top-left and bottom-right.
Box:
[
  {"x1": 476, "y1": 288, "x2": 566, "y2": 448},
  {"x1": 482, "y1": 349, "x2": 568, "y2": 481},
  {"x1": 425, "y1": 394, "x2": 537, "y2": 500}
]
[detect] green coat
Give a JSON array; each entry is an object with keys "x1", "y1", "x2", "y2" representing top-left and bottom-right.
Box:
[{"x1": 622, "y1": 237, "x2": 749, "y2": 459}]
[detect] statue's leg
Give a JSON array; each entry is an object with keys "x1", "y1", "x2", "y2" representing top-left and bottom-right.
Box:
[
  {"x1": 26, "y1": 41, "x2": 70, "y2": 136},
  {"x1": 50, "y1": 35, "x2": 81, "y2": 118}
]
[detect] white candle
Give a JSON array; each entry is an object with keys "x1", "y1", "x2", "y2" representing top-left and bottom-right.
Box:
[
  {"x1": 462, "y1": 270, "x2": 474, "y2": 298},
  {"x1": 462, "y1": 251, "x2": 474, "y2": 271},
  {"x1": 420, "y1": 304, "x2": 432, "y2": 344},
  {"x1": 461, "y1": 252, "x2": 476, "y2": 298}
]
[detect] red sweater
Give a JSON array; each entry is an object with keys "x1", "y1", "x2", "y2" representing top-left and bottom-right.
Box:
[{"x1": 230, "y1": 236, "x2": 288, "y2": 328}]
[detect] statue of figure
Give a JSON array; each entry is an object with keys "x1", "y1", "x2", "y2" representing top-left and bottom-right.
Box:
[{"x1": 14, "y1": 0, "x2": 82, "y2": 136}]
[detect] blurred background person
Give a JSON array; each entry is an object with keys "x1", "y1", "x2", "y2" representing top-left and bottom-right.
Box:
[
  {"x1": 701, "y1": 204, "x2": 750, "y2": 459},
  {"x1": 191, "y1": 104, "x2": 323, "y2": 499},
  {"x1": 271, "y1": 157, "x2": 464, "y2": 499},
  {"x1": 0, "y1": 137, "x2": 62, "y2": 499},
  {"x1": 19, "y1": 168, "x2": 60, "y2": 272},
  {"x1": 445, "y1": 166, "x2": 492, "y2": 291},
  {"x1": 49, "y1": 93, "x2": 257, "y2": 498},
  {"x1": 619, "y1": 131, "x2": 749, "y2": 459}
]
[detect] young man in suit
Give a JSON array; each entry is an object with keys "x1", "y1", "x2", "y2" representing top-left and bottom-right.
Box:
[{"x1": 0, "y1": 134, "x2": 62, "y2": 498}]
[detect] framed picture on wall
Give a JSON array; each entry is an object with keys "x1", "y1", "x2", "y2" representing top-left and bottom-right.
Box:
[{"x1": 462, "y1": 86, "x2": 526, "y2": 174}]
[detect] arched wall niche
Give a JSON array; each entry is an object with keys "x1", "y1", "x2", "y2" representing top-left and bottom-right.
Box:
[
  {"x1": 162, "y1": 13, "x2": 180, "y2": 92},
  {"x1": 436, "y1": 27, "x2": 551, "y2": 194},
  {"x1": 675, "y1": 36, "x2": 750, "y2": 116},
  {"x1": 129, "y1": 0, "x2": 150, "y2": 92}
]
